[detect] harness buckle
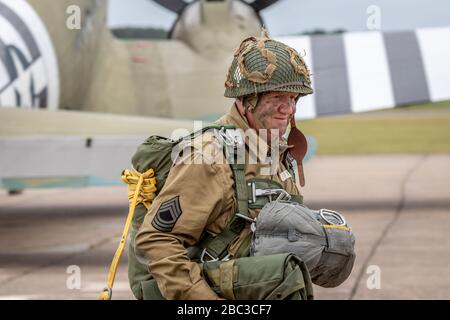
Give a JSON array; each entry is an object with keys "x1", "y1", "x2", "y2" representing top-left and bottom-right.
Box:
[
  {"x1": 274, "y1": 189, "x2": 291, "y2": 202},
  {"x1": 319, "y1": 208, "x2": 347, "y2": 226},
  {"x1": 200, "y1": 249, "x2": 219, "y2": 263},
  {"x1": 235, "y1": 213, "x2": 256, "y2": 223},
  {"x1": 218, "y1": 128, "x2": 243, "y2": 147},
  {"x1": 248, "y1": 182, "x2": 291, "y2": 203},
  {"x1": 200, "y1": 249, "x2": 232, "y2": 263}
]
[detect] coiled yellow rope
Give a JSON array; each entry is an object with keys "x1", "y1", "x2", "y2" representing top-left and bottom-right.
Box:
[{"x1": 99, "y1": 168, "x2": 156, "y2": 300}]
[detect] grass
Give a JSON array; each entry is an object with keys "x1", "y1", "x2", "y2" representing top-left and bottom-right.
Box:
[
  {"x1": 297, "y1": 100, "x2": 450, "y2": 155},
  {"x1": 387, "y1": 99, "x2": 450, "y2": 111}
]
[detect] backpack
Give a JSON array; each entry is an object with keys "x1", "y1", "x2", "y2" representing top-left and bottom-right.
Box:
[{"x1": 99, "y1": 124, "x2": 237, "y2": 300}]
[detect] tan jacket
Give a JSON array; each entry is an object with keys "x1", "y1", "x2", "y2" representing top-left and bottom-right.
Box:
[{"x1": 135, "y1": 104, "x2": 302, "y2": 300}]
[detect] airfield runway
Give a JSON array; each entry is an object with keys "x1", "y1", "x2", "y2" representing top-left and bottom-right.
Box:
[{"x1": 0, "y1": 154, "x2": 449, "y2": 300}]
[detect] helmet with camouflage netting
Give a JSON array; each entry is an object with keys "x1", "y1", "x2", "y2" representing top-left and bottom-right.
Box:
[{"x1": 224, "y1": 29, "x2": 313, "y2": 98}]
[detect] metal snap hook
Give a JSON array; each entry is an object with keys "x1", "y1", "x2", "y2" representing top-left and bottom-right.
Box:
[{"x1": 319, "y1": 208, "x2": 346, "y2": 226}]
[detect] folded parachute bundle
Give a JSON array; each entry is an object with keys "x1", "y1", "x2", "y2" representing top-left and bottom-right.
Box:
[{"x1": 251, "y1": 201, "x2": 356, "y2": 288}]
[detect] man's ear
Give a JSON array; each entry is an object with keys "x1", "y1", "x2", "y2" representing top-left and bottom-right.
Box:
[
  {"x1": 245, "y1": 94, "x2": 260, "y2": 113},
  {"x1": 235, "y1": 97, "x2": 246, "y2": 115}
]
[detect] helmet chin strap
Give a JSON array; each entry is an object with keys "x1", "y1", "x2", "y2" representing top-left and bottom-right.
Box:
[{"x1": 288, "y1": 116, "x2": 307, "y2": 187}]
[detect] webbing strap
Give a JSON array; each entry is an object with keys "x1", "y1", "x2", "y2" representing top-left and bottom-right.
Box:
[
  {"x1": 291, "y1": 194, "x2": 304, "y2": 204},
  {"x1": 219, "y1": 260, "x2": 236, "y2": 300},
  {"x1": 197, "y1": 156, "x2": 250, "y2": 261},
  {"x1": 183, "y1": 124, "x2": 236, "y2": 142},
  {"x1": 203, "y1": 264, "x2": 239, "y2": 288},
  {"x1": 231, "y1": 163, "x2": 249, "y2": 217},
  {"x1": 198, "y1": 215, "x2": 245, "y2": 260},
  {"x1": 247, "y1": 179, "x2": 304, "y2": 208}
]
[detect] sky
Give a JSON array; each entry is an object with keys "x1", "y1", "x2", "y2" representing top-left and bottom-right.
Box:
[{"x1": 108, "y1": 0, "x2": 450, "y2": 35}]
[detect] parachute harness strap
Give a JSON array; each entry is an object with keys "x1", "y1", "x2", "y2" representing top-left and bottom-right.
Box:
[{"x1": 99, "y1": 168, "x2": 156, "y2": 300}]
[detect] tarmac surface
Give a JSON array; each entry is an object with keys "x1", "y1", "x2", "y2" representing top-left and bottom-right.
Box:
[{"x1": 0, "y1": 154, "x2": 449, "y2": 300}]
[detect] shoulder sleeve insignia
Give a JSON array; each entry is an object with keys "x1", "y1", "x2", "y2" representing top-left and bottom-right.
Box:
[{"x1": 151, "y1": 196, "x2": 183, "y2": 232}]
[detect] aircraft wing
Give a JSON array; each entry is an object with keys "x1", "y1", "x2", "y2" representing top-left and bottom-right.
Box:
[
  {"x1": 0, "y1": 0, "x2": 213, "y2": 190},
  {"x1": 0, "y1": 108, "x2": 198, "y2": 190}
]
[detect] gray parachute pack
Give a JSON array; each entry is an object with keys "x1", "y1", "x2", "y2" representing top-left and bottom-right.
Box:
[{"x1": 251, "y1": 201, "x2": 356, "y2": 288}]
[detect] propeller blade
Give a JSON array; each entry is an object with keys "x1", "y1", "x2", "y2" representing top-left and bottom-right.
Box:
[{"x1": 247, "y1": 0, "x2": 279, "y2": 12}]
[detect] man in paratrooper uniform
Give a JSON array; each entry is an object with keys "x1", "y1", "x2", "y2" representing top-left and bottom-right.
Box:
[{"x1": 136, "y1": 30, "x2": 314, "y2": 300}]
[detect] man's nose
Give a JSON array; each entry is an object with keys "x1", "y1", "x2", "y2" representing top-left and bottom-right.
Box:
[{"x1": 278, "y1": 100, "x2": 296, "y2": 115}]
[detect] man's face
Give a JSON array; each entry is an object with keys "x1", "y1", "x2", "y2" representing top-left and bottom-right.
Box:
[{"x1": 246, "y1": 91, "x2": 298, "y2": 138}]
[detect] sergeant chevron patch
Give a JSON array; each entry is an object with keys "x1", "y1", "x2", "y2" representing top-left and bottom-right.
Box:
[{"x1": 151, "y1": 196, "x2": 182, "y2": 232}]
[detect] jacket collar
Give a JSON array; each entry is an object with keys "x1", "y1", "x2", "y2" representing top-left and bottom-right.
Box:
[{"x1": 216, "y1": 103, "x2": 292, "y2": 163}]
